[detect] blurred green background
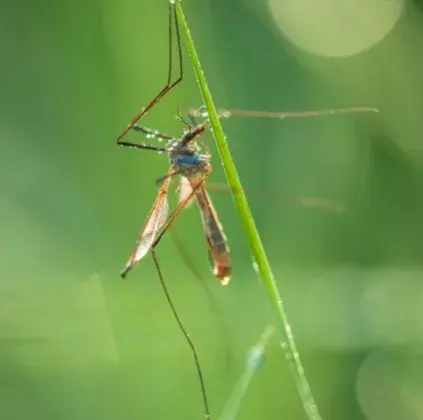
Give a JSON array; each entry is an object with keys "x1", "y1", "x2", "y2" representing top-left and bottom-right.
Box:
[{"x1": 2, "y1": 0, "x2": 423, "y2": 419}]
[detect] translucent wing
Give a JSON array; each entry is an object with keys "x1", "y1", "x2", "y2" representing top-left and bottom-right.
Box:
[
  {"x1": 133, "y1": 196, "x2": 169, "y2": 261},
  {"x1": 178, "y1": 176, "x2": 196, "y2": 208},
  {"x1": 121, "y1": 175, "x2": 172, "y2": 278}
]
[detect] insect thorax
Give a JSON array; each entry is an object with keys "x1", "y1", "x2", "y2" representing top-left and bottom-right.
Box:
[{"x1": 169, "y1": 144, "x2": 210, "y2": 176}]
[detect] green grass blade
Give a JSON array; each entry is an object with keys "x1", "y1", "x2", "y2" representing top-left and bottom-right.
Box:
[
  {"x1": 174, "y1": 1, "x2": 322, "y2": 419},
  {"x1": 219, "y1": 326, "x2": 275, "y2": 420}
]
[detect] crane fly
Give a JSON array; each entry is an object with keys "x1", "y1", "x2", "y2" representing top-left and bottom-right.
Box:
[
  {"x1": 118, "y1": 112, "x2": 238, "y2": 419},
  {"x1": 115, "y1": 1, "x2": 378, "y2": 419},
  {"x1": 116, "y1": 2, "x2": 214, "y2": 418},
  {"x1": 119, "y1": 119, "x2": 230, "y2": 285},
  {"x1": 116, "y1": 0, "x2": 378, "y2": 284}
]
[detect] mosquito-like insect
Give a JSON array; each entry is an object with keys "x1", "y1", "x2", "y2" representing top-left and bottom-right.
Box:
[
  {"x1": 115, "y1": 4, "x2": 231, "y2": 418},
  {"x1": 116, "y1": 0, "x2": 378, "y2": 278},
  {"x1": 119, "y1": 116, "x2": 230, "y2": 285},
  {"x1": 115, "y1": 1, "x2": 377, "y2": 418},
  {"x1": 118, "y1": 112, "x2": 229, "y2": 420}
]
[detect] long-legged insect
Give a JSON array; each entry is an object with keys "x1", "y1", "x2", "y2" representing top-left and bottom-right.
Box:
[
  {"x1": 119, "y1": 117, "x2": 229, "y2": 420},
  {"x1": 120, "y1": 119, "x2": 230, "y2": 285},
  {"x1": 117, "y1": 2, "x2": 225, "y2": 419},
  {"x1": 115, "y1": 1, "x2": 377, "y2": 417}
]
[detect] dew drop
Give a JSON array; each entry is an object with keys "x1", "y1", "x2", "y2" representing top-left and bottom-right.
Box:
[
  {"x1": 247, "y1": 345, "x2": 265, "y2": 371},
  {"x1": 251, "y1": 258, "x2": 263, "y2": 284},
  {"x1": 198, "y1": 105, "x2": 208, "y2": 118},
  {"x1": 252, "y1": 259, "x2": 260, "y2": 274}
]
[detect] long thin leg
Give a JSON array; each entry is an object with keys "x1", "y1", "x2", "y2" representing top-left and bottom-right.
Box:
[
  {"x1": 118, "y1": 126, "x2": 176, "y2": 152},
  {"x1": 169, "y1": 228, "x2": 233, "y2": 371},
  {"x1": 188, "y1": 106, "x2": 378, "y2": 120},
  {"x1": 132, "y1": 125, "x2": 175, "y2": 141},
  {"x1": 117, "y1": 141, "x2": 169, "y2": 152},
  {"x1": 151, "y1": 249, "x2": 211, "y2": 420},
  {"x1": 116, "y1": 2, "x2": 183, "y2": 143}
]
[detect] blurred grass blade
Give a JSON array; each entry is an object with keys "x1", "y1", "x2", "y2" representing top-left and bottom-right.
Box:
[
  {"x1": 175, "y1": 2, "x2": 322, "y2": 419},
  {"x1": 219, "y1": 326, "x2": 275, "y2": 420}
]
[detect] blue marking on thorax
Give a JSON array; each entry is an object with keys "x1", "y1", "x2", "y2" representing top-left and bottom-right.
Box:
[
  {"x1": 169, "y1": 143, "x2": 206, "y2": 169},
  {"x1": 175, "y1": 154, "x2": 204, "y2": 168}
]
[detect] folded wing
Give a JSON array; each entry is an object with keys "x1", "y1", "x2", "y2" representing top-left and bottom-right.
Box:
[{"x1": 120, "y1": 173, "x2": 172, "y2": 278}]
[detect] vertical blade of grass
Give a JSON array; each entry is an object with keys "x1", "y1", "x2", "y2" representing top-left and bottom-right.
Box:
[
  {"x1": 174, "y1": 2, "x2": 322, "y2": 419},
  {"x1": 219, "y1": 326, "x2": 275, "y2": 420}
]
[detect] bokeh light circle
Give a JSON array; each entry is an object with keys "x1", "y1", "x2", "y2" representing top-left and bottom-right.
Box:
[{"x1": 267, "y1": 0, "x2": 404, "y2": 57}]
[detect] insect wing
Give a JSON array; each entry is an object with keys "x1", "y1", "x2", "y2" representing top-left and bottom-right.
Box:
[
  {"x1": 121, "y1": 177, "x2": 171, "y2": 277},
  {"x1": 178, "y1": 176, "x2": 196, "y2": 208},
  {"x1": 135, "y1": 195, "x2": 169, "y2": 261}
]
